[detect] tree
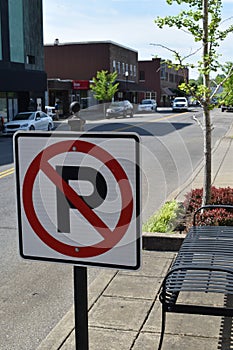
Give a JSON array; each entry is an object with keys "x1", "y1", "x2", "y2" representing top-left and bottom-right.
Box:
[
  {"x1": 90, "y1": 70, "x2": 119, "y2": 103},
  {"x1": 155, "y1": 0, "x2": 233, "y2": 205},
  {"x1": 218, "y1": 62, "x2": 233, "y2": 105}
]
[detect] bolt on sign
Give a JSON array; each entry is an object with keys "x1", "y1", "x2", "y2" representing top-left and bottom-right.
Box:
[{"x1": 14, "y1": 132, "x2": 141, "y2": 270}]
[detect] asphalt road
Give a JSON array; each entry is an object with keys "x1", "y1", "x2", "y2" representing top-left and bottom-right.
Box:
[{"x1": 0, "y1": 107, "x2": 232, "y2": 350}]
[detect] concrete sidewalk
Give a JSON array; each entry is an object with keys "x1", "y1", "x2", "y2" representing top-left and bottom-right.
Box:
[{"x1": 37, "y1": 124, "x2": 233, "y2": 350}]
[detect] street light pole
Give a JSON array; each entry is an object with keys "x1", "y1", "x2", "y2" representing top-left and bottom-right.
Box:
[{"x1": 125, "y1": 71, "x2": 129, "y2": 100}]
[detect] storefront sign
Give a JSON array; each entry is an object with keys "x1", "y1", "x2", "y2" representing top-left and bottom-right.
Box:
[{"x1": 72, "y1": 80, "x2": 90, "y2": 90}]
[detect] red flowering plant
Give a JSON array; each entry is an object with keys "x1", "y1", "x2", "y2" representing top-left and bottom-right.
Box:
[{"x1": 183, "y1": 187, "x2": 233, "y2": 229}]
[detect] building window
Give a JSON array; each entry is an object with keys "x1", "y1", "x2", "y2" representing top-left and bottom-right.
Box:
[
  {"x1": 145, "y1": 92, "x2": 157, "y2": 100},
  {"x1": 160, "y1": 67, "x2": 166, "y2": 80},
  {"x1": 117, "y1": 61, "x2": 121, "y2": 74},
  {"x1": 8, "y1": 0, "x2": 24, "y2": 63},
  {"x1": 26, "y1": 55, "x2": 35, "y2": 64},
  {"x1": 122, "y1": 62, "x2": 125, "y2": 74},
  {"x1": 113, "y1": 60, "x2": 116, "y2": 72},
  {"x1": 139, "y1": 70, "x2": 145, "y2": 81},
  {"x1": 176, "y1": 74, "x2": 183, "y2": 83},
  {"x1": 130, "y1": 64, "x2": 133, "y2": 77},
  {"x1": 0, "y1": 93, "x2": 7, "y2": 120},
  {"x1": 169, "y1": 73, "x2": 174, "y2": 82},
  {"x1": 134, "y1": 65, "x2": 136, "y2": 77}
]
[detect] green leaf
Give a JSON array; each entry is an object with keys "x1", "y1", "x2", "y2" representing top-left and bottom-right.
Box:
[{"x1": 90, "y1": 70, "x2": 119, "y2": 102}]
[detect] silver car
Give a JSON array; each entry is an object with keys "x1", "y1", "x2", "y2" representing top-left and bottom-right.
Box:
[
  {"x1": 3, "y1": 111, "x2": 54, "y2": 134},
  {"x1": 106, "y1": 100, "x2": 134, "y2": 118}
]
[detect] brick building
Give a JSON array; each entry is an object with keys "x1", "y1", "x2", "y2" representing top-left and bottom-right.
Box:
[
  {"x1": 138, "y1": 58, "x2": 189, "y2": 107},
  {"x1": 138, "y1": 58, "x2": 161, "y2": 105},
  {"x1": 44, "y1": 40, "x2": 143, "y2": 114},
  {"x1": 44, "y1": 41, "x2": 189, "y2": 113}
]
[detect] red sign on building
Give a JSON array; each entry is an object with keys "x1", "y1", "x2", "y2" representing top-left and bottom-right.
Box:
[{"x1": 72, "y1": 80, "x2": 90, "y2": 90}]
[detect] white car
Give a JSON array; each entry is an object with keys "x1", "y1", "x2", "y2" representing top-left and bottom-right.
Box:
[
  {"x1": 138, "y1": 99, "x2": 157, "y2": 112},
  {"x1": 3, "y1": 111, "x2": 54, "y2": 134},
  {"x1": 45, "y1": 106, "x2": 57, "y2": 120},
  {"x1": 172, "y1": 97, "x2": 188, "y2": 111}
]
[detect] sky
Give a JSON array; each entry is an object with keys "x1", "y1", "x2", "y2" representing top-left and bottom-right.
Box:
[{"x1": 42, "y1": 0, "x2": 233, "y2": 78}]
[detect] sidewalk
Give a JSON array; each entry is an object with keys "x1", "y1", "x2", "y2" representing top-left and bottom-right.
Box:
[{"x1": 37, "y1": 123, "x2": 233, "y2": 350}]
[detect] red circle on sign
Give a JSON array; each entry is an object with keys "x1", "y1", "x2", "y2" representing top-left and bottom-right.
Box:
[{"x1": 23, "y1": 140, "x2": 133, "y2": 258}]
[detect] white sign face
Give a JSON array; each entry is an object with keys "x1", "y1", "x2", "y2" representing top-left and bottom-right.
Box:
[{"x1": 14, "y1": 132, "x2": 141, "y2": 270}]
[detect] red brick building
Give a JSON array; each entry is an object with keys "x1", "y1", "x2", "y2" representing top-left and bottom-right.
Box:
[
  {"x1": 138, "y1": 58, "x2": 189, "y2": 107},
  {"x1": 138, "y1": 58, "x2": 161, "y2": 105},
  {"x1": 44, "y1": 41, "x2": 189, "y2": 113},
  {"x1": 44, "y1": 40, "x2": 142, "y2": 114}
]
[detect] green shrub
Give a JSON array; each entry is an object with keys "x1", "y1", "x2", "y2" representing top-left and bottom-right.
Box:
[{"x1": 143, "y1": 200, "x2": 180, "y2": 233}]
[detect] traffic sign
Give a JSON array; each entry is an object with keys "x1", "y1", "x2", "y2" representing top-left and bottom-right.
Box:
[{"x1": 14, "y1": 132, "x2": 141, "y2": 270}]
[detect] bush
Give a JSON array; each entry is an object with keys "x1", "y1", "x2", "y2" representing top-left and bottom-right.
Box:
[
  {"x1": 195, "y1": 208, "x2": 233, "y2": 226},
  {"x1": 184, "y1": 186, "x2": 233, "y2": 227},
  {"x1": 143, "y1": 200, "x2": 182, "y2": 233},
  {"x1": 142, "y1": 187, "x2": 233, "y2": 233}
]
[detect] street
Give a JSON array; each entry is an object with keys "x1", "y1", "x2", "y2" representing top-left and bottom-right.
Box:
[{"x1": 0, "y1": 107, "x2": 232, "y2": 350}]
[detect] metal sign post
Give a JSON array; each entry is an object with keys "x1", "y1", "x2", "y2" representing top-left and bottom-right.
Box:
[
  {"x1": 14, "y1": 132, "x2": 141, "y2": 349},
  {"x1": 73, "y1": 266, "x2": 89, "y2": 350}
]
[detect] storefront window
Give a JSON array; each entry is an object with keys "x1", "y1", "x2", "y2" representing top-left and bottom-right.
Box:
[
  {"x1": 0, "y1": 93, "x2": 7, "y2": 122},
  {"x1": 0, "y1": 92, "x2": 18, "y2": 121},
  {"x1": 145, "y1": 92, "x2": 157, "y2": 100}
]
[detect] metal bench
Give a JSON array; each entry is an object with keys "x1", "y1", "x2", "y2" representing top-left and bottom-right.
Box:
[{"x1": 158, "y1": 205, "x2": 233, "y2": 349}]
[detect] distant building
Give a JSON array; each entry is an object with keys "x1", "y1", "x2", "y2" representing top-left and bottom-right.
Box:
[
  {"x1": 0, "y1": 0, "x2": 47, "y2": 121},
  {"x1": 160, "y1": 60, "x2": 188, "y2": 106},
  {"x1": 138, "y1": 58, "x2": 161, "y2": 105},
  {"x1": 138, "y1": 58, "x2": 189, "y2": 106},
  {"x1": 44, "y1": 41, "x2": 143, "y2": 114},
  {"x1": 44, "y1": 41, "x2": 189, "y2": 114}
]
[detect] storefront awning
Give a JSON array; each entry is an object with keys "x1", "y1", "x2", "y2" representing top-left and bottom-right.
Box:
[
  {"x1": 117, "y1": 81, "x2": 146, "y2": 92},
  {"x1": 162, "y1": 87, "x2": 175, "y2": 96}
]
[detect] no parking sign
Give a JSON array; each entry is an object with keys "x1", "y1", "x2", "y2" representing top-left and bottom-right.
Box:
[{"x1": 14, "y1": 132, "x2": 141, "y2": 270}]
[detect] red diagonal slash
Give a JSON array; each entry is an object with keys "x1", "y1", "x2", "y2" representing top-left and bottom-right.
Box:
[{"x1": 23, "y1": 140, "x2": 133, "y2": 258}]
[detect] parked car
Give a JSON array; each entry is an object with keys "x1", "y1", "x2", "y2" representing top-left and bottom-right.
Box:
[
  {"x1": 45, "y1": 106, "x2": 57, "y2": 120},
  {"x1": 106, "y1": 100, "x2": 133, "y2": 118},
  {"x1": 138, "y1": 99, "x2": 157, "y2": 112},
  {"x1": 172, "y1": 97, "x2": 189, "y2": 112},
  {"x1": 3, "y1": 111, "x2": 54, "y2": 134},
  {"x1": 221, "y1": 104, "x2": 233, "y2": 112}
]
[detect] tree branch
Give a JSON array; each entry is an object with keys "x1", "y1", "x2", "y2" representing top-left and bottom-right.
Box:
[{"x1": 210, "y1": 64, "x2": 233, "y2": 99}]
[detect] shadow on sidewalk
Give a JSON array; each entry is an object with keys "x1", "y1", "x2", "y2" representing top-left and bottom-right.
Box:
[{"x1": 218, "y1": 295, "x2": 233, "y2": 349}]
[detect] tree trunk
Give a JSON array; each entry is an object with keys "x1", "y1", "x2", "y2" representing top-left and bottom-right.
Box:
[
  {"x1": 202, "y1": 106, "x2": 212, "y2": 205},
  {"x1": 202, "y1": 0, "x2": 212, "y2": 206}
]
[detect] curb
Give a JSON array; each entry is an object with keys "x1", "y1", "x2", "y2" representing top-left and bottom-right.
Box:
[{"x1": 142, "y1": 231, "x2": 186, "y2": 251}]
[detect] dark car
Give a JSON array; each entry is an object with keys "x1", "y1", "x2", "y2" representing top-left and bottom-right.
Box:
[
  {"x1": 221, "y1": 104, "x2": 233, "y2": 112},
  {"x1": 106, "y1": 100, "x2": 134, "y2": 118}
]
